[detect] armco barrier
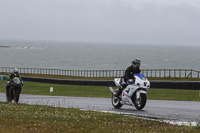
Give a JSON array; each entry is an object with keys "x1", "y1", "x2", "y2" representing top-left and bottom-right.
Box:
[
  {"x1": 22, "y1": 77, "x2": 200, "y2": 90},
  {"x1": 0, "y1": 75, "x2": 7, "y2": 80},
  {"x1": 22, "y1": 77, "x2": 115, "y2": 87},
  {"x1": 150, "y1": 81, "x2": 200, "y2": 90}
]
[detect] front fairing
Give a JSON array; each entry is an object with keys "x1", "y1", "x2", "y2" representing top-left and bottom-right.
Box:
[
  {"x1": 121, "y1": 74, "x2": 150, "y2": 105},
  {"x1": 134, "y1": 74, "x2": 150, "y2": 89},
  {"x1": 122, "y1": 84, "x2": 148, "y2": 97},
  {"x1": 121, "y1": 84, "x2": 140, "y2": 105},
  {"x1": 122, "y1": 74, "x2": 150, "y2": 97},
  {"x1": 11, "y1": 77, "x2": 22, "y2": 88}
]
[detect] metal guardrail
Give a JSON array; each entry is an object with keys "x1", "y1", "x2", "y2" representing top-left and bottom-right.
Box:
[
  {"x1": 0, "y1": 67, "x2": 200, "y2": 78},
  {"x1": 142, "y1": 69, "x2": 200, "y2": 78}
]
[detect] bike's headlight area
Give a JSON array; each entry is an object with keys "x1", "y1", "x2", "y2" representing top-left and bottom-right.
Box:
[{"x1": 135, "y1": 81, "x2": 150, "y2": 88}]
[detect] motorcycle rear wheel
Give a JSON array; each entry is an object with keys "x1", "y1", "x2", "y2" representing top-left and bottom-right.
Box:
[
  {"x1": 133, "y1": 93, "x2": 147, "y2": 110},
  {"x1": 112, "y1": 94, "x2": 123, "y2": 108}
]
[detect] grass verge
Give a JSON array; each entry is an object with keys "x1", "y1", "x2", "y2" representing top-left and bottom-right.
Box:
[
  {"x1": 0, "y1": 80, "x2": 199, "y2": 101},
  {"x1": 0, "y1": 102, "x2": 199, "y2": 133}
]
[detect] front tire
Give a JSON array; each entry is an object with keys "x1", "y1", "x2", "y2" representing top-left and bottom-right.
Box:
[
  {"x1": 14, "y1": 88, "x2": 20, "y2": 103},
  {"x1": 112, "y1": 94, "x2": 123, "y2": 108},
  {"x1": 133, "y1": 93, "x2": 147, "y2": 110},
  {"x1": 6, "y1": 89, "x2": 9, "y2": 102},
  {"x1": 8, "y1": 88, "x2": 13, "y2": 103}
]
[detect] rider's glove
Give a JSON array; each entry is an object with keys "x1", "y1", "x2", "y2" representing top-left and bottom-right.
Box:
[
  {"x1": 127, "y1": 79, "x2": 135, "y2": 85},
  {"x1": 128, "y1": 79, "x2": 133, "y2": 83},
  {"x1": 121, "y1": 82, "x2": 126, "y2": 86},
  {"x1": 7, "y1": 81, "x2": 10, "y2": 84},
  {"x1": 120, "y1": 82, "x2": 126, "y2": 89}
]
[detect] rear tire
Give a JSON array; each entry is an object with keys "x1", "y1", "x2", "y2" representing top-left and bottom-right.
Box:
[
  {"x1": 133, "y1": 93, "x2": 147, "y2": 110},
  {"x1": 112, "y1": 94, "x2": 123, "y2": 108}
]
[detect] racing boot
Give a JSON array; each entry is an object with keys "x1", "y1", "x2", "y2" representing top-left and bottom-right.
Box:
[
  {"x1": 114, "y1": 82, "x2": 126, "y2": 98},
  {"x1": 114, "y1": 87, "x2": 123, "y2": 98}
]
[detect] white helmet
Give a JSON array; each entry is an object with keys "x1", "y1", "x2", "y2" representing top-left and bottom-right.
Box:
[{"x1": 13, "y1": 68, "x2": 19, "y2": 76}]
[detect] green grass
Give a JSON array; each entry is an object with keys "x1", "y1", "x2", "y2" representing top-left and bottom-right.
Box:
[
  {"x1": 0, "y1": 80, "x2": 111, "y2": 97},
  {"x1": 0, "y1": 102, "x2": 199, "y2": 133},
  {"x1": 0, "y1": 80, "x2": 199, "y2": 101},
  {"x1": 148, "y1": 88, "x2": 200, "y2": 101}
]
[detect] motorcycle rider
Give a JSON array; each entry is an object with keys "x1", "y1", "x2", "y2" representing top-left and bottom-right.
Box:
[
  {"x1": 6, "y1": 68, "x2": 24, "y2": 99},
  {"x1": 115, "y1": 58, "x2": 141, "y2": 97}
]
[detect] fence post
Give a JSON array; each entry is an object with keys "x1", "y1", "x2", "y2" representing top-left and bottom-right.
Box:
[
  {"x1": 185, "y1": 70, "x2": 187, "y2": 78},
  {"x1": 159, "y1": 69, "x2": 161, "y2": 77},
  {"x1": 164, "y1": 69, "x2": 165, "y2": 78},
  {"x1": 174, "y1": 70, "x2": 176, "y2": 78}
]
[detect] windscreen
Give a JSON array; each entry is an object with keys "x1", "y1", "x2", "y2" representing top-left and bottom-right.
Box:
[
  {"x1": 134, "y1": 73, "x2": 146, "y2": 80},
  {"x1": 13, "y1": 77, "x2": 20, "y2": 84}
]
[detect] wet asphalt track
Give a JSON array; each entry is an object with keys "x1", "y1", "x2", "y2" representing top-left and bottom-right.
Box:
[{"x1": 0, "y1": 93, "x2": 199, "y2": 124}]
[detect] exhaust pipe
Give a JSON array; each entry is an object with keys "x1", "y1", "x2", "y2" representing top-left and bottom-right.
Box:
[{"x1": 109, "y1": 87, "x2": 116, "y2": 95}]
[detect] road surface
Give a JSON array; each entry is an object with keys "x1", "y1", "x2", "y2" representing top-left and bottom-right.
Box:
[{"x1": 0, "y1": 93, "x2": 199, "y2": 126}]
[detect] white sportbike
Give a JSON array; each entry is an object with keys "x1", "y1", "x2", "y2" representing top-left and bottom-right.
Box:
[{"x1": 109, "y1": 73, "x2": 150, "y2": 110}]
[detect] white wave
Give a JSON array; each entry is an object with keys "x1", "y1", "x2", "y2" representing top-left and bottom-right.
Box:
[{"x1": 11, "y1": 46, "x2": 45, "y2": 50}]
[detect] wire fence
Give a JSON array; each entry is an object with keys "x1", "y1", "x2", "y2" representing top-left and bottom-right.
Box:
[{"x1": 0, "y1": 67, "x2": 199, "y2": 78}]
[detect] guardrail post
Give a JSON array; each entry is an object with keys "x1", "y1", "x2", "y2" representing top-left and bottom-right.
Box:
[
  {"x1": 185, "y1": 70, "x2": 187, "y2": 78},
  {"x1": 159, "y1": 69, "x2": 161, "y2": 78}
]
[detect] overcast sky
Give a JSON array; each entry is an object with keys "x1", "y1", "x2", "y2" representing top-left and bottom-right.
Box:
[{"x1": 0, "y1": 0, "x2": 200, "y2": 45}]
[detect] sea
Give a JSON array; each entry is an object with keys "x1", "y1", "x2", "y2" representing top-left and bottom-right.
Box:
[{"x1": 0, "y1": 40, "x2": 200, "y2": 71}]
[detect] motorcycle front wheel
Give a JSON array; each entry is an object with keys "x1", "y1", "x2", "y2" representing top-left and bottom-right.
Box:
[
  {"x1": 8, "y1": 88, "x2": 13, "y2": 102},
  {"x1": 133, "y1": 93, "x2": 147, "y2": 110},
  {"x1": 14, "y1": 88, "x2": 21, "y2": 103},
  {"x1": 111, "y1": 94, "x2": 123, "y2": 108}
]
